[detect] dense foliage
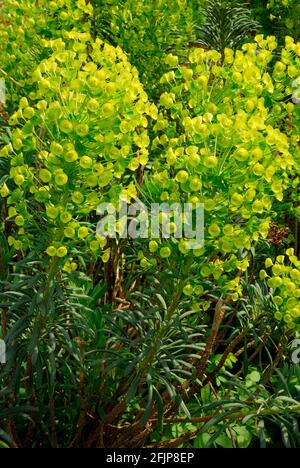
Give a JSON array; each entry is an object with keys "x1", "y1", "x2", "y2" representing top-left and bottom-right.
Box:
[
  {"x1": 195, "y1": 0, "x2": 260, "y2": 55},
  {"x1": 0, "y1": 0, "x2": 300, "y2": 449},
  {"x1": 267, "y1": 0, "x2": 300, "y2": 42},
  {"x1": 92, "y1": 0, "x2": 202, "y2": 94}
]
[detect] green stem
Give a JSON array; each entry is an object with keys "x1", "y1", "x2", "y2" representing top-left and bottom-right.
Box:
[
  {"x1": 41, "y1": 257, "x2": 60, "y2": 317},
  {"x1": 137, "y1": 281, "x2": 183, "y2": 374}
]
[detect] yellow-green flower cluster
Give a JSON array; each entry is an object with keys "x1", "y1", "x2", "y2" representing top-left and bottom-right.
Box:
[
  {"x1": 146, "y1": 35, "x2": 300, "y2": 299},
  {"x1": 260, "y1": 249, "x2": 300, "y2": 329},
  {"x1": 1, "y1": 33, "x2": 156, "y2": 263},
  {"x1": 0, "y1": 0, "x2": 93, "y2": 105}
]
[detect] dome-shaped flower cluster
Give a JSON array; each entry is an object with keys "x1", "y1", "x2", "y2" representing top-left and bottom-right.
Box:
[
  {"x1": 0, "y1": 32, "x2": 157, "y2": 266},
  {"x1": 145, "y1": 35, "x2": 300, "y2": 310}
]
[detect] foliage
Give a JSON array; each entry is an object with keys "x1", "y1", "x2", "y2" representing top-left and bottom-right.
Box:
[
  {"x1": 195, "y1": 0, "x2": 260, "y2": 55},
  {"x1": 249, "y1": 0, "x2": 275, "y2": 38},
  {"x1": 92, "y1": 0, "x2": 203, "y2": 96},
  {"x1": 266, "y1": 0, "x2": 300, "y2": 42},
  {"x1": 0, "y1": 0, "x2": 300, "y2": 450}
]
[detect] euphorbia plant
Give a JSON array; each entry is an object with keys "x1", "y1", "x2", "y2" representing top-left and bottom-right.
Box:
[
  {"x1": 144, "y1": 35, "x2": 300, "y2": 324},
  {"x1": 1, "y1": 0, "x2": 300, "y2": 450},
  {"x1": 0, "y1": 34, "x2": 156, "y2": 271},
  {"x1": 0, "y1": 3, "x2": 158, "y2": 446},
  {"x1": 82, "y1": 37, "x2": 300, "y2": 447}
]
